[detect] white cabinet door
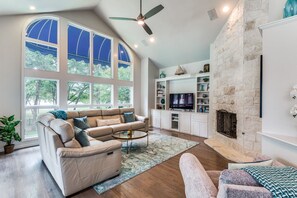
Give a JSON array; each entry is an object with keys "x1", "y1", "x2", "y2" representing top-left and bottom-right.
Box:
[
  {"x1": 161, "y1": 110, "x2": 171, "y2": 130},
  {"x1": 191, "y1": 113, "x2": 208, "y2": 137},
  {"x1": 151, "y1": 110, "x2": 161, "y2": 128},
  {"x1": 199, "y1": 122, "x2": 208, "y2": 138},
  {"x1": 179, "y1": 113, "x2": 191, "y2": 134}
]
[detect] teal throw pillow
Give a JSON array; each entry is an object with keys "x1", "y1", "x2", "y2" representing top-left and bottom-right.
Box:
[
  {"x1": 123, "y1": 112, "x2": 135, "y2": 123},
  {"x1": 73, "y1": 116, "x2": 90, "y2": 130},
  {"x1": 49, "y1": 110, "x2": 67, "y2": 120},
  {"x1": 74, "y1": 127, "x2": 90, "y2": 147}
]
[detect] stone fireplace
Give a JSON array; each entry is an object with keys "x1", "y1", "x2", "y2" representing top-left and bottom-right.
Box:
[
  {"x1": 217, "y1": 110, "x2": 237, "y2": 139},
  {"x1": 209, "y1": 0, "x2": 269, "y2": 155}
]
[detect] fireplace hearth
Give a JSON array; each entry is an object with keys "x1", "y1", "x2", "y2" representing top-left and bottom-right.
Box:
[{"x1": 216, "y1": 110, "x2": 237, "y2": 139}]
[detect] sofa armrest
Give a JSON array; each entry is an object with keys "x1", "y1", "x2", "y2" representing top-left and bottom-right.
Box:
[
  {"x1": 217, "y1": 184, "x2": 272, "y2": 198},
  {"x1": 57, "y1": 140, "x2": 122, "y2": 158},
  {"x1": 135, "y1": 115, "x2": 149, "y2": 122}
]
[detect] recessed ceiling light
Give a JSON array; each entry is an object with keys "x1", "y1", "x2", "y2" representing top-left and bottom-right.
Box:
[
  {"x1": 29, "y1": 6, "x2": 36, "y2": 11},
  {"x1": 222, "y1": 6, "x2": 230, "y2": 13},
  {"x1": 134, "y1": 44, "x2": 138, "y2": 48},
  {"x1": 149, "y1": 37, "x2": 155, "y2": 43}
]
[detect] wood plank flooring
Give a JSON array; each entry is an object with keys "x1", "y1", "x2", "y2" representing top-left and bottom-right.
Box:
[{"x1": 0, "y1": 129, "x2": 231, "y2": 198}]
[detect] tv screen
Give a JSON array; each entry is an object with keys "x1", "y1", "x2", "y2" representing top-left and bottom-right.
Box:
[{"x1": 170, "y1": 93, "x2": 194, "y2": 110}]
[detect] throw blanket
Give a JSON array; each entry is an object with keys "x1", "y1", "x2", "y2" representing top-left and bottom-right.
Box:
[
  {"x1": 49, "y1": 110, "x2": 67, "y2": 120},
  {"x1": 242, "y1": 166, "x2": 297, "y2": 198}
]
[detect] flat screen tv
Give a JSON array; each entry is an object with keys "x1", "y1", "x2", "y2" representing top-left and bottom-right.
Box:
[{"x1": 169, "y1": 93, "x2": 194, "y2": 110}]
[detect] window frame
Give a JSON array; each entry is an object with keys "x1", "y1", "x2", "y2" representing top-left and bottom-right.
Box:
[
  {"x1": 22, "y1": 16, "x2": 133, "y2": 142},
  {"x1": 118, "y1": 42, "x2": 133, "y2": 82},
  {"x1": 22, "y1": 16, "x2": 60, "y2": 141}
]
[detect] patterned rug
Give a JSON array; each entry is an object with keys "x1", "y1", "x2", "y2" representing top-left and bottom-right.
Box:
[{"x1": 93, "y1": 132, "x2": 199, "y2": 194}]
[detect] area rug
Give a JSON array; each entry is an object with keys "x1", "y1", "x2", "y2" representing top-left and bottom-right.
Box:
[{"x1": 93, "y1": 132, "x2": 198, "y2": 194}]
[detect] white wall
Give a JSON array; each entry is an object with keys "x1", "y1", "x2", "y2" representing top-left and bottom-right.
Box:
[
  {"x1": 269, "y1": 0, "x2": 287, "y2": 22},
  {"x1": 261, "y1": 17, "x2": 297, "y2": 166},
  {"x1": 140, "y1": 58, "x2": 159, "y2": 117},
  {"x1": 0, "y1": 10, "x2": 141, "y2": 149}
]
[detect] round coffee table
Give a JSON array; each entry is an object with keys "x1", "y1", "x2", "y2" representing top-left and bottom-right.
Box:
[{"x1": 112, "y1": 130, "x2": 148, "y2": 153}]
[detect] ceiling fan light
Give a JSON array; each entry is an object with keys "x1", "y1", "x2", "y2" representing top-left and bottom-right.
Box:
[{"x1": 137, "y1": 20, "x2": 145, "y2": 25}]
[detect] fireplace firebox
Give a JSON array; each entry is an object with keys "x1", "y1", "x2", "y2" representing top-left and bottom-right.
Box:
[{"x1": 216, "y1": 110, "x2": 237, "y2": 139}]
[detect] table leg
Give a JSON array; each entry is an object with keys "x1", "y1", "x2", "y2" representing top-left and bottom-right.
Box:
[{"x1": 126, "y1": 140, "x2": 129, "y2": 154}]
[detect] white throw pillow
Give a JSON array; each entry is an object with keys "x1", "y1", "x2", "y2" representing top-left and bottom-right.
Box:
[
  {"x1": 228, "y1": 159, "x2": 273, "y2": 170},
  {"x1": 97, "y1": 118, "x2": 121, "y2": 127}
]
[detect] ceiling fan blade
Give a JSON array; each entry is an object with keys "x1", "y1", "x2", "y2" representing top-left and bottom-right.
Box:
[
  {"x1": 143, "y1": 23, "x2": 153, "y2": 35},
  {"x1": 144, "y1": 5, "x2": 164, "y2": 19},
  {"x1": 109, "y1": 17, "x2": 137, "y2": 21}
]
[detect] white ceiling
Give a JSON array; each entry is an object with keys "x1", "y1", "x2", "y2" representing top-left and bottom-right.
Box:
[
  {"x1": 0, "y1": 0, "x2": 238, "y2": 68},
  {"x1": 0, "y1": 0, "x2": 100, "y2": 16},
  {"x1": 95, "y1": 0, "x2": 238, "y2": 67}
]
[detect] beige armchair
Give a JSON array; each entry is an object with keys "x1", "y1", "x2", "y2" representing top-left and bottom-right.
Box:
[{"x1": 37, "y1": 113, "x2": 122, "y2": 196}]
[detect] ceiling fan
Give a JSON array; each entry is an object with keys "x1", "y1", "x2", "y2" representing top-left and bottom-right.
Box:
[{"x1": 109, "y1": 0, "x2": 164, "y2": 35}]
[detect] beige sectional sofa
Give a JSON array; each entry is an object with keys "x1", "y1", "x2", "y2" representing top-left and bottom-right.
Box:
[
  {"x1": 37, "y1": 108, "x2": 148, "y2": 196},
  {"x1": 67, "y1": 108, "x2": 149, "y2": 141}
]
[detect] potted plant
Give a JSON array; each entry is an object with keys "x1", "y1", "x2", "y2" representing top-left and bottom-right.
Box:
[{"x1": 0, "y1": 115, "x2": 21, "y2": 154}]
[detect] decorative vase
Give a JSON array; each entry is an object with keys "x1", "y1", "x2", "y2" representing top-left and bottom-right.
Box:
[
  {"x1": 284, "y1": 0, "x2": 297, "y2": 18},
  {"x1": 160, "y1": 71, "x2": 166, "y2": 78},
  {"x1": 161, "y1": 98, "x2": 165, "y2": 104},
  {"x1": 4, "y1": 144, "x2": 15, "y2": 154}
]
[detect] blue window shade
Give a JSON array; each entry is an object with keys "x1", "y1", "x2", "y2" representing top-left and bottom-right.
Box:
[
  {"x1": 118, "y1": 43, "x2": 131, "y2": 63},
  {"x1": 26, "y1": 42, "x2": 57, "y2": 57},
  {"x1": 26, "y1": 19, "x2": 58, "y2": 44},
  {"x1": 93, "y1": 34, "x2": 111, "y2": 66},
  {"x1": 68, "y1": 25, "x2": 90, "y2": 63}
]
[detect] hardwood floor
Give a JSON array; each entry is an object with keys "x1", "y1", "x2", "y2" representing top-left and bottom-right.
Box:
[{"x1": 0, "y1": 129, "x2": 231, "y2": 198}]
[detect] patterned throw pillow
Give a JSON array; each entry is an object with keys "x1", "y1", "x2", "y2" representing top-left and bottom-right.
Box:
[
  {"x1": 73, "y1": 116, "x2": 90, "y2": 130},
  {"x1": 123, "y1": 112, "x2": 135, "y2": 123},
  {"x1": 73, "y1": 126, "x2": 90, "y2": 147}
]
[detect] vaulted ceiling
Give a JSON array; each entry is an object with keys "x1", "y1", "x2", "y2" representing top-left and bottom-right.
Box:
[
  {"x1": 0, "y1": 0, "x2": 238, "y2": 68},
  {"x1": 95, "y1": 0, "x2": 238, "y2": 67}
]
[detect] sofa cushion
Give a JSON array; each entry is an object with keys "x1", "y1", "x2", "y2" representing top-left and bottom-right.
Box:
[
  {"x1": 120, "y1": 108, "x2": 134, "y2": 114},
  {"x1": 85, "y1": 126, "x2": 113, "y2": 137},
  {"x1": 79, "y1": 110, "x2": 102, "y2": 117},
  {"x1": 97, "y1": 118, "x2": 121, "y2": 127},
  {"x1": 73, "y1": 116, "x2": 90, "y2": 130},
  {"x1": 64, "y1": 138, "x2": 81, "y2": 148},
  {"x1": 130, "y1": 121, "x2": 146, "y2": 130},
  {"x1": 87, "y1": 116, "x2": 102, "y2": 127},
  {"x1": 123, "y1": 112, "x2": 135, "y2": 123},
  {"x1": 74, "y1": 127, "x2": 90, "y2": 147},
  {"x1": 220, "y1": 169, "x2": 261, "y2": 187},
  {"x1": 102, "y1": 108, "x2": 120, "y2": 116},
  {"x1": 50, "y1": 119, "x2": 75, "y2": 143},
  {"x1": 67, "y1": 111, "x2": 79, "y2": 119},
  {"x1": 228, "y1": 160, "x2": 273, "y2": 170},
  {"x1": 102, "y1": 115, "x2": 121, "y2": 120},
  {"x1": 49, "y1": 110, "x2": 67, "y2": 120},
  {"x1": 110, "y1": 123, "x2": 131, "y2": 132}
]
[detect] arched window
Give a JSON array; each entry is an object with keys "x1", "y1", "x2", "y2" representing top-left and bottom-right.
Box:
[
  {"x1": 24, "y1": 17, "x2": 59, "y2": 139},
  {"x1": 117, "y1": 43, "x2": 133, "y2": 107},
  {"x1": 118, "y1": 43, "x2": 132, "y2": 81},
  {"x1": 23, "y1": 16, "x2": 133, "y2": 140}
]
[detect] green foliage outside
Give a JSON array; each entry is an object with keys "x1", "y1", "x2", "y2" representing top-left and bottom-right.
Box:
[
  {"x1": 0, "y1": 115, "x2": 21, "y2": 145},
  {"x1": 25, "y1": 47, "x2": 133, "y2": 137}
]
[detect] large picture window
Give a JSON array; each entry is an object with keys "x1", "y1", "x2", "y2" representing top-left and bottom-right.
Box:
[{"x1": 23, "y1": 16, "x2": 133, "y2": 141}]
